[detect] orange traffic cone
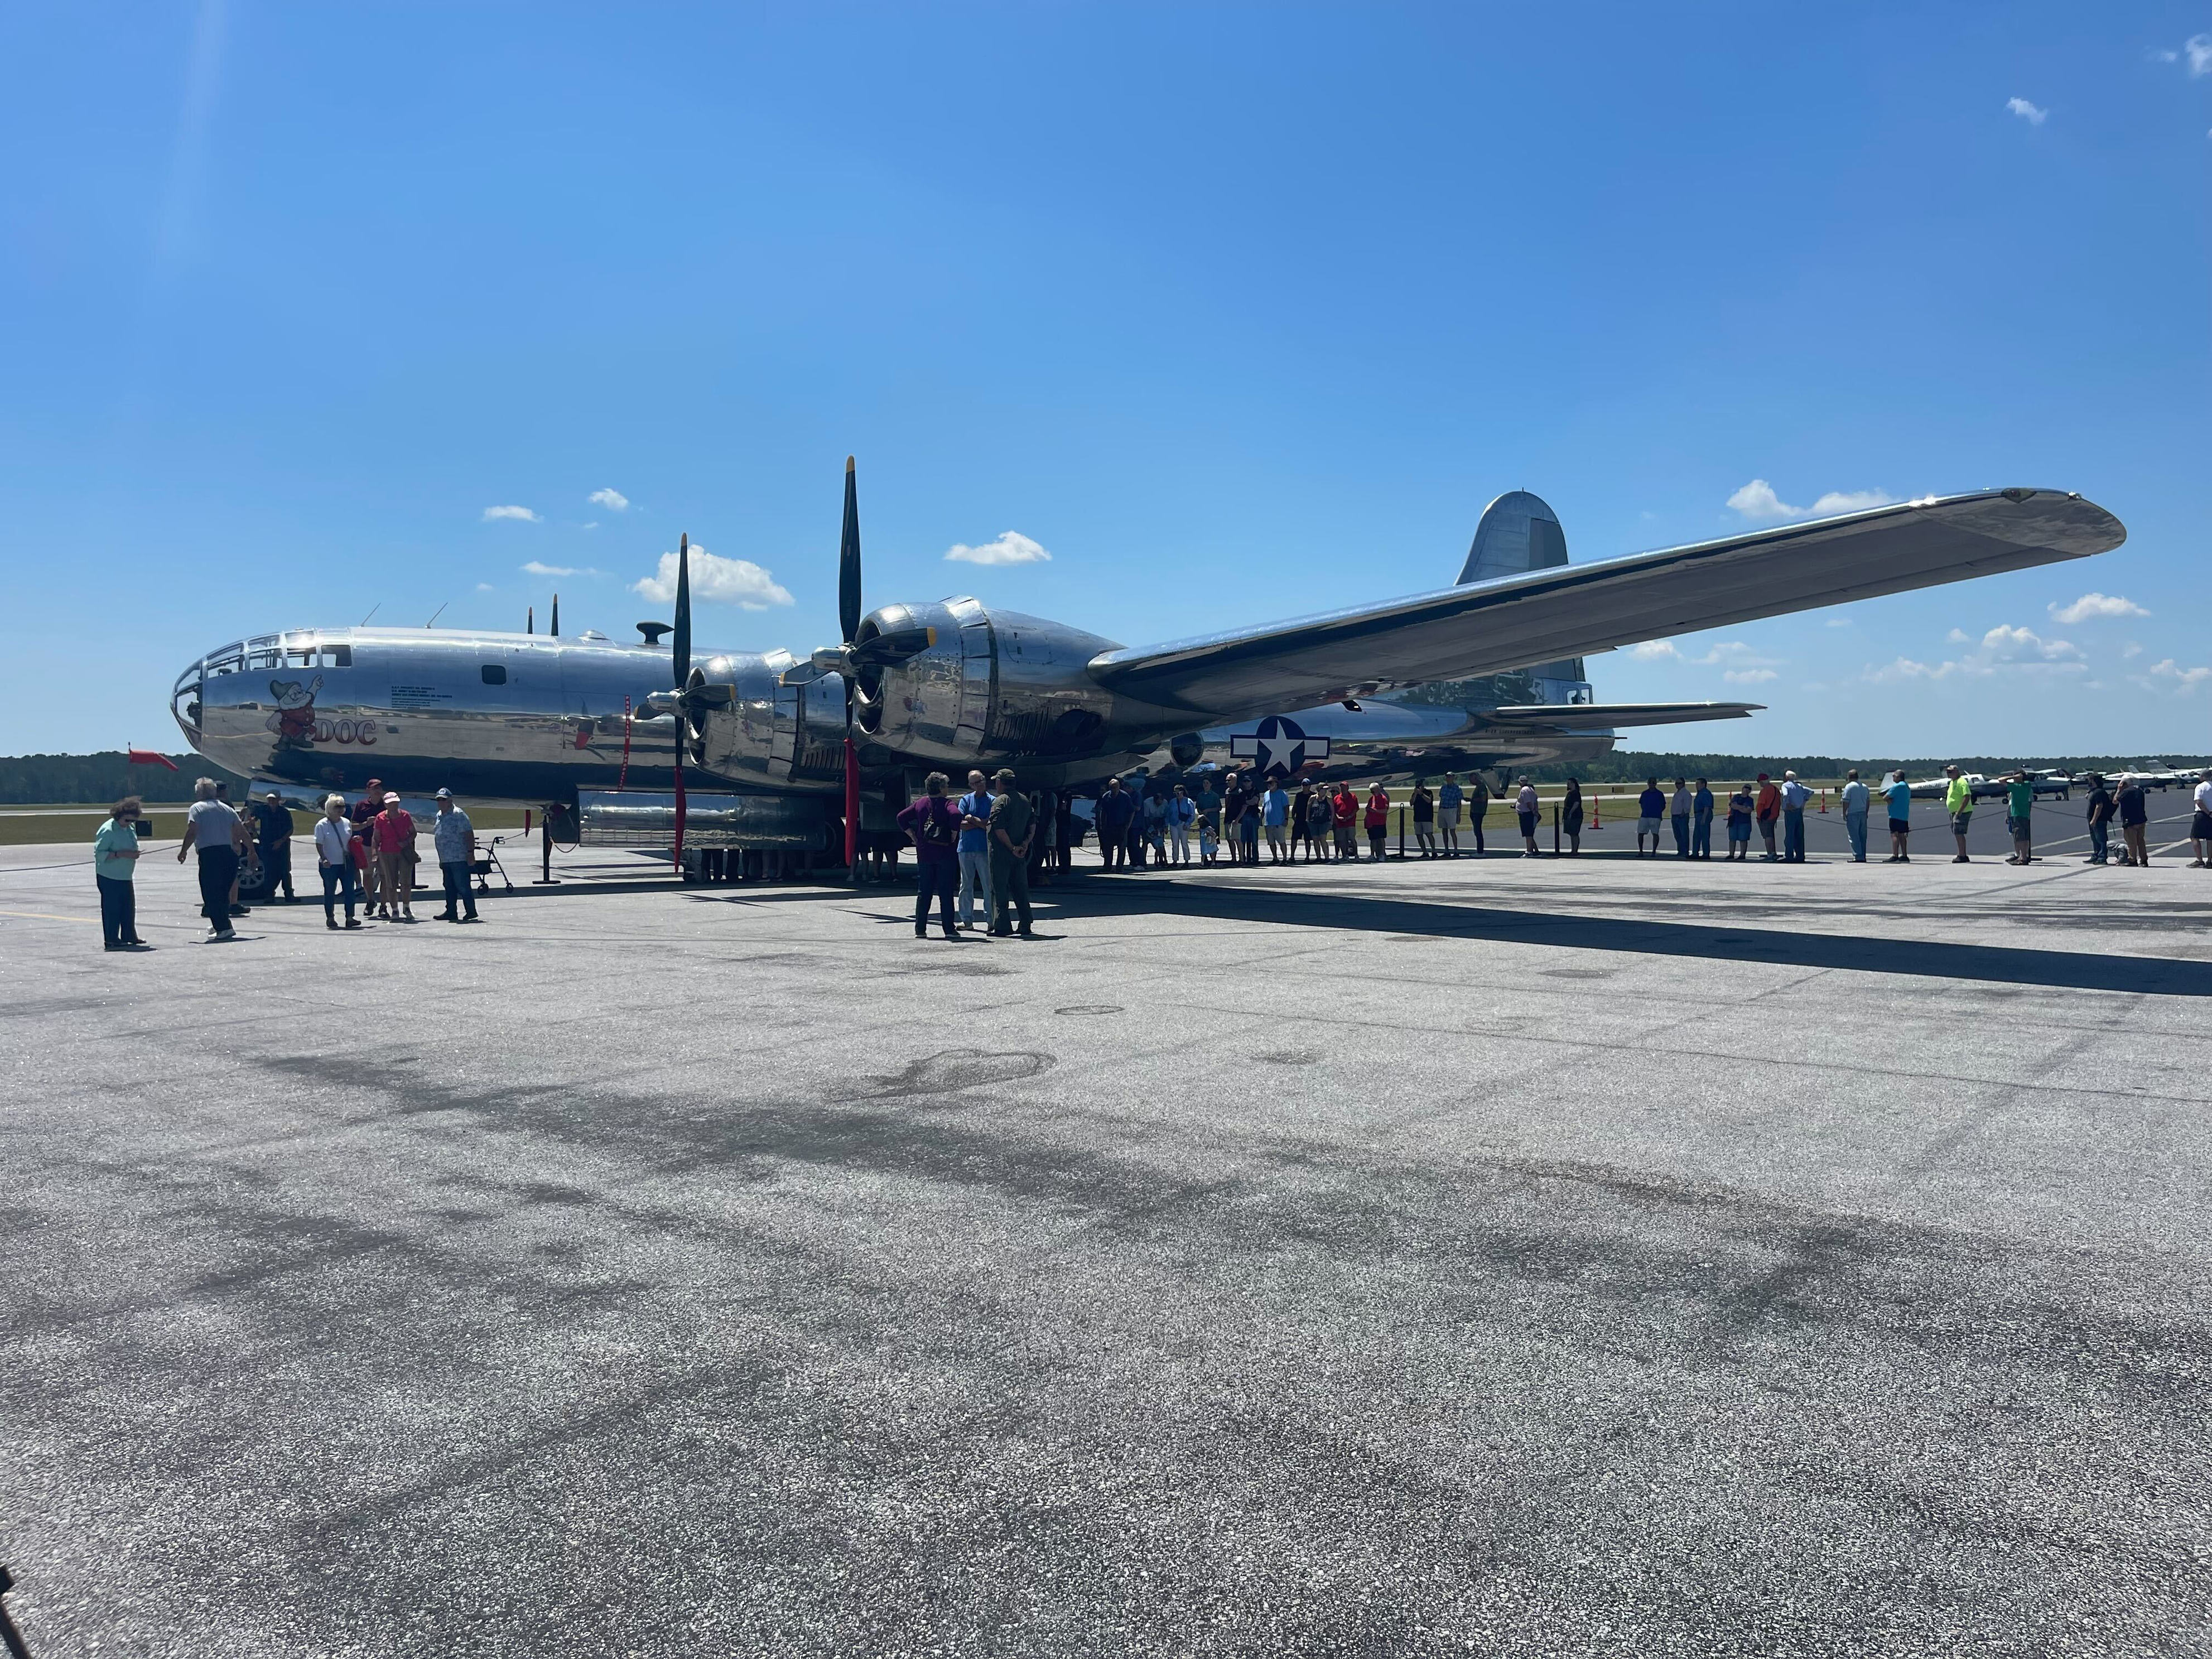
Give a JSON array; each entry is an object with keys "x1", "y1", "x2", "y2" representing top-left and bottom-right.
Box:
[
  {"x1": 1819, "y1": 789, "x2": 1829, "y2": 814},
  {"x1": 1591, "y1": 794, "x2": 1602, "y2": 830}
]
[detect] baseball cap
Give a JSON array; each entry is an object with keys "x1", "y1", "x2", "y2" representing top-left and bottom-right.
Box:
[
  {"x1": 435, "y1": 787, "x2": 452, "y2": 798},
  {"x1": 383, "y1": 792, "x2": 400, "y2": 804}
]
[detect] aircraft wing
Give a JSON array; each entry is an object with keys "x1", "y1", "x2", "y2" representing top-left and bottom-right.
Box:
[
  {"x1": 1481, "y1": 700, "x2": 1761, "y2": 729},
  {"x1": 1088, "y1": 489, "x2": 2124, "y2": 717}
]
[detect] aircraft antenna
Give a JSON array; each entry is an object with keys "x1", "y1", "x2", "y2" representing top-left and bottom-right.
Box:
[
  {"x1": 360, "y1": 603, "x2": 379, "y2": 626},
  {"x1": 425, "y1": 601, "x2": 448, "y2": 628}
]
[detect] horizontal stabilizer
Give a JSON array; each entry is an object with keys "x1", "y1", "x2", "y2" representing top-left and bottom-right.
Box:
[{"x1": 1483, "y1": 701, "x2": 1761, "y2": 729}]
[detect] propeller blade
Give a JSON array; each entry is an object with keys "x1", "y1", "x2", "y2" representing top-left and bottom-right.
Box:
[
  {"x1": 672, "y1": 532, "x2": 691, "y2": 688},
  {"x1": 838, "y1": 456, "x2": 862, "y2": 647}
]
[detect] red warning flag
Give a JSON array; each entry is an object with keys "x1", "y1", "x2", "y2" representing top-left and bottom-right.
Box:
[{"x1": 127, "y1": 749, "x2": 180, "y2": 771}]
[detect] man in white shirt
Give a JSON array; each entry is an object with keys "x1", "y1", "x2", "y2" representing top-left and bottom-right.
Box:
[
  {"x1": 1779, "y1": 770, "x2": 1813, "y2": 863},
  {"x1": 2191, "y1": 770, "x2": 2212, "y2": 869},
  {"x1": 1516, "y1": 778, "x2": 1540, "y2": 857},
  {"x1": 1839, "y1": 768, "x2": 1871, "y2": 863},
  {"x1": 176, "y1": 777, "x2": 243, "y2": 941},
  {"x1": 314, "y1": 794, "x2": 364, "y2": 929}
]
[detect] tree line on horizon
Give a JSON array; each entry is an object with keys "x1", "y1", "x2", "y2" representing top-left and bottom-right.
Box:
[{"x1": 1, "y1": 752, "x2": 252, "y2": 806}]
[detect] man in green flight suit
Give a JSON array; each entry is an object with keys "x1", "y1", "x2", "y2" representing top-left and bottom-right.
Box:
[{"x1": 987, "y1": 769, "x2": 1037, "y2": 939}]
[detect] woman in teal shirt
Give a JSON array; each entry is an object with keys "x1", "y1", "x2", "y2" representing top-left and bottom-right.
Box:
[{"x1": 93, "y1": 796, "x2": 149, "y2": 951}]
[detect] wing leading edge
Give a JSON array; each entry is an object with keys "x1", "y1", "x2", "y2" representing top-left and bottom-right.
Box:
[{"x1": 1089, "y1": 489, "x2": 2124, "y2": 717}]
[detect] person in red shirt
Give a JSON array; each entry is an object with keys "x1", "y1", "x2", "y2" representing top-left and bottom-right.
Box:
[
  {"x1": 1364, "y1": 783, "x2": 1392, "y2": 862},
  {"x1": 1753, "y1": 774, "x2": 1782, "y2": 864},
  {"x1": 373, "y1": 792, "x2": 417, "y2": 922},
  {"x1": 1331, "y1": 784, "x2": 1358, "y2": 862}
]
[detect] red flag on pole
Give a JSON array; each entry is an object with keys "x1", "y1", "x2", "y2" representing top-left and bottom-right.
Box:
[{"x1": 127, "y1": 749, "x2": 180, "y2": 771}]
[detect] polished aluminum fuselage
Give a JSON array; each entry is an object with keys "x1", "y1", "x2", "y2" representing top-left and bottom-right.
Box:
[
  {"x1": 174, "y1": 613, "x2": 1623, "y2": 806},
  {"x1": 174, "y1": 626, "x2": 773, "y2": 802}
]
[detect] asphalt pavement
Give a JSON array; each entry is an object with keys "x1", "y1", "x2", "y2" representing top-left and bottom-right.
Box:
[{"x1": 3, "y1": 792, "x2": 2209, "y2": 1657}]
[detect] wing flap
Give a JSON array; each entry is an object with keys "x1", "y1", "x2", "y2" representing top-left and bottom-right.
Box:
[
  {"x1": 1483, "y1": 700, "x2": 1762, "y2": 729},
  {"x1": 1090, "y1": 490, "x2": 2124, "y2": 716}
]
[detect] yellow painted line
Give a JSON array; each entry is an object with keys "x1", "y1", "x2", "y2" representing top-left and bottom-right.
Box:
[{"x1": 0, "y1": 909, "x2": 95, "y2": 924}]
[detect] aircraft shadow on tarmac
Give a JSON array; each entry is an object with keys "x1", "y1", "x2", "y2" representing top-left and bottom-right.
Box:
[{"x1": 694, "y1": 871, "x2": 2212, "y2": 998}]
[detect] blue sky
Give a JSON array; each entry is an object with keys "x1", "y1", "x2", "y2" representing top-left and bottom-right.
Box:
[{"x1": 3, "y1": 3, "x2": 2207, "y2": 757}]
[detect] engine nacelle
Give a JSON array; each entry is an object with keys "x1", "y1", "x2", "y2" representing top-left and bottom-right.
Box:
[
  {"x1": 689, "y1": 650, "x2": 851, "y2": 787},
  {"x1": 851, "y1": 599, "x2": 1119, "y2": 766}
]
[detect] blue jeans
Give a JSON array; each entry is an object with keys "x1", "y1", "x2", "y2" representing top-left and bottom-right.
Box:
[
  {"x1": 440, "y1": 860, "x2": 477, "y2": 919},
  {"x1": 1845, "y1": 812, "x2": 1867, "y2": 861},
  {"x1": 957, "y1": 846, "x2": 992, "y2": 924},
  {"x1": 321, "y1": 860, "x2": 357, "y2": 920},
  {"x1": 2089, "y1": 820, "x2": 2109, "y2": 862},
  {"x1": 1691, "y1": 813, "x2": 1712, "y2": 857},
  {"x1": 914, "y1": 858, "x2": 957, "y2": 933},
  {"x1": 1783, "y1": 809, "x2": 1805, "y2": 861},
  {"x1": 97, "y1": 874, "x2": 136, "y2": 946},
  {"x1": 1671, "y1": 814, "x2": 1690, "y2": 856}
]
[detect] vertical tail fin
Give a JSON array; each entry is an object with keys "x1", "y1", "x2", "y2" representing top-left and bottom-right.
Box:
[{"x1": 1459, "y1": 491, "x2": 1589, "y2": 703}]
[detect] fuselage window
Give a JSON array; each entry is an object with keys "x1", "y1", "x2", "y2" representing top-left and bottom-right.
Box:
[
  {"x1": 480, "y1": 663, "x2": 507, "y2": 685},
  {"x1": 327, "y1": 645, "x2": 352, "y2": 668}
]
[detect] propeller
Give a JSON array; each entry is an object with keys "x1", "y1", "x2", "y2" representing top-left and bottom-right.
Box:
[
  {"x1": 781, "y1": 457, "x2": 936, "y2": 878},
  {"x1": 838, "y1": 460, "x2": 861, "y2": 877},
  {"x1": 671, "y1": 534, "x2": 690, "y2": 869}
]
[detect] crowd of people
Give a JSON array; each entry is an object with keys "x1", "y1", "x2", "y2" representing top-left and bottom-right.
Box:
[
  {"x1": 1087, "y1": 770, "x2": 1501, "y2": 870},
  {"x1": 91, "y1": 775, "x2": 483, "y2": 948},
  {"x1": 89, "y1": 759, "x2": 2212, "y2": 952}
]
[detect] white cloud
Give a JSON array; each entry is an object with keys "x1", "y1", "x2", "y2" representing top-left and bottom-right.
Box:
[
  {"x1": 2007, "y1": 97, "x2": 2048, "y2": 126},
  {"x1": 632, "y1": 546, "x2": 794, "y2": 610},
  {"x1": 475, "y1": 582, "x2": 495, "y2": 592},
  {"x1": 945, "y1": 529, "x2": 1052, "y2": 566},
  {"x1": 1809, "y1": 489, "x2": 1897, "y2": 515},
  {"x1": 483, "y1": 504, "x2": 541, "y2": 523},
  {"x1": 1726, "y1": 479, "x2": 1897, "y2": 522},
  {"x1": 521, "y1": 561, "x2": 601, "y2": 578},
  {"x1": 1946, "y1": 628, "x2": 1971, "y2": 643},
  {"x1": 1626, "y1": 638, "x2": 1787, "y2": 679},
  {"x1": 2049, "y1": 592, "x2": 2149, "y2": 624},
  {"x1": 588, "y1": 488, "x2": 630, "y2": 512},
  {"x1": 2148, "y1": 659, "x2": 2212, "y2": 692},
  {"x1": 1864, "y1": 624, "x2": 2085, "y2": 682},
  {"x1": 1694, "y1": 640, "x2": 1780, "y2": 669},
  {"x1": 1824, "y1": 615, "x2": 1852, "y2": 628},
  {"x1": 2122, "y1": 642, "x2": 2144, "y2": 659},
  {"x1": 2188, "y1": 33, "x2": 2212, "y2": 75},
  {"x1": 2152, "y1": 46, "x2": 2180, "y2": 64}
]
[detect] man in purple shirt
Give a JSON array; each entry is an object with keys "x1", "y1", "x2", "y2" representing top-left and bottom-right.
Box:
[{"x1": 896, "y1": 771, "x2": 963, "y2": 941}]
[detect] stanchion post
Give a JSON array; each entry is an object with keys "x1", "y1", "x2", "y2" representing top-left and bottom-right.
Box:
[
  {"x1": 1552, "y1": 800, "x2": 1560, "y2": 856},
  {"x1": 1397, "y1": 802, "x2": 1406, "y2": 859}
]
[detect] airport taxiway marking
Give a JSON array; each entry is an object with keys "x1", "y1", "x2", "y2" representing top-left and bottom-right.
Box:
[{"x1": 0, "y1": 909, "x2": 93, "y2": 924}]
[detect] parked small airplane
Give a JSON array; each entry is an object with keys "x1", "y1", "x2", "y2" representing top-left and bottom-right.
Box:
[{"x1": 173, "y1": 469, "x2": 2124, "y2": 881}]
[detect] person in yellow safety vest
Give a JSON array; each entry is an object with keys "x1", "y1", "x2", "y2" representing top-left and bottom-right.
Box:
[{"x1": 1944, "y1": 764, "x2": 1976, "y2": 864}]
